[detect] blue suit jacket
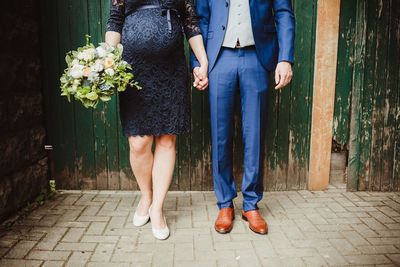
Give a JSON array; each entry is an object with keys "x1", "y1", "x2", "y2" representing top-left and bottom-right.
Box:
[{"x1": 191, "y1": 0, "x2": 295, "y2": 72}]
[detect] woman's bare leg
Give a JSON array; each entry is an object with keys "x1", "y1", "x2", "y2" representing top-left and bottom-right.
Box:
[
  {"x1": 150, "y1": 134, "x2": 176, "y2": 228},
  {"x1": 128, "y1": 135, "x2": 154, "y2": 215}
]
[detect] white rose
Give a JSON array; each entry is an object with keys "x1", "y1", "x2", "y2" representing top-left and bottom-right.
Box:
[
  {"x1": 77, "y1": 52, "x2": 85, "y2": 60},
  {"x1": 71, "y1": 59, "x2": 79, "y2": 66},
  {"x1": 96, "y1": 46, "x2": 108, "y2": 58},
  {"x1": 84, "y1": 52, "x2": 94, "y2": 61},
  {"x1": 69, "y1": 65, "x2": 84, "y2": 79},
  {"x1": 105, "y1": 68, "x2": 115, "y2": 76},
  {"x1": 88, "y1": 72, "x2": 99, "y2": 82},
  {"x1": 68, "y1": 84, "x2": 78, "y2": 93},
  {"x1": 91, "y1": 63, "x2": 103, "y2": 73}
]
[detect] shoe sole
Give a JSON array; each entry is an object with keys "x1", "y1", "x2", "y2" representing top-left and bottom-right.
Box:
[
  {"x1": 214, "y1": 216, "x2": 235, "y2": 234},
  {"x1": 242, "y1": 215, "x2": 268, "y2": 235}
]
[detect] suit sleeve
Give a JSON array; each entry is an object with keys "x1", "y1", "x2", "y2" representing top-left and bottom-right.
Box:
[
  {"x1": 273, "y1": 0, "x2": 295, "y2": 64},
  {"x1": 190, "y1": 0, "x2": 210, "y2": 69}
]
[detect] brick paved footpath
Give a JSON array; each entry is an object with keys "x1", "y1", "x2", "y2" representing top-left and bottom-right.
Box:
[{"x1": 0, "y1": 188, "x2": 399, "y2": 267}]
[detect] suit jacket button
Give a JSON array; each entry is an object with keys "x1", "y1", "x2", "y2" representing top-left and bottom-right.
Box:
[
  {"x1": 222, "y1": 25, "x2": 226, "y2": 31},
  {"x1": 225, "y1": 2, "x2": 228, "y2": 7}
]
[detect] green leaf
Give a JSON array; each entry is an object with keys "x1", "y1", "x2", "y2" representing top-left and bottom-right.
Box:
[
  {"x1": 99, "y1": 95, "x2": 112, "y2": 102},
  {"x1": 86, "y1": 91, "x2": 99, "y2": 101}
]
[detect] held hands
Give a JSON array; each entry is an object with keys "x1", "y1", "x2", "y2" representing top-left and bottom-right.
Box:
[
  {"x1": 274, "y1": 61, "x2": 293, "y2": 90},
  {"x1": 193, "y1": 64, "x2": 209, "y2": 91}
]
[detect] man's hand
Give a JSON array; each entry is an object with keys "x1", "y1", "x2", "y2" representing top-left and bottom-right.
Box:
[
  {"x1": 274, "y1": 61, "x2": 293, "y2": 90},
  {"x1": 193, "y1": 65, "x2": 209, "y2": 91}
]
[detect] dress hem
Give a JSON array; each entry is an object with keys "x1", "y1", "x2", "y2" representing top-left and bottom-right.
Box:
[{"x1": 123, "y1": 129, "x2": 190, "y2": 138}]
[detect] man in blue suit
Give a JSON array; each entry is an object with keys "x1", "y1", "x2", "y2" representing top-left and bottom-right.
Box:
[{"x1": 191, "y1": 0, "x2": 295, "y2": 234}]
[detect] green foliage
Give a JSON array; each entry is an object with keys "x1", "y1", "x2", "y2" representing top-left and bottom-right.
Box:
[{"x1": 35, "y1": 180, "x2": 57, "y2": 206}]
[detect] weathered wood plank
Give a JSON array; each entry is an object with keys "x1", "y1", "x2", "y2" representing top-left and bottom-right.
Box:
[
  {"x1": 190, "y1": 71, "x2": 204, "y2": 190},
  {"x1": 333, "y1": 0, "x2": 357, "y2": 146},
  {"x1": 176, "y1": 42, "x2": 191, "y2": 190},
  {"x1": 275, "y1": 80, "x2": 291, "y2": 190},
  {"x1": 40, "y1": 0, "x2": 63, "y2": 185},
  {"x1": 56, "y1": 0, "x2": 79, "y2": 189},
  {"x1": 357, "y1": 0, "x2": 378, "y2": 191},
  {"x1": 369, "y1": 0, "x2": 391, "y2": 191},
  {"x1": 382, "y1": 0, "x2": 400, "y2": 191},
  {"x1": 287, "y1": 0, "x2": 316, "y2": 189},
  {"x1": 202, "y1": 91, "x2": 213, "y2": 190},
  {"x1": 100, "y1": 0, "x2": 124, "y2": 190},
  {"x1": 348, "y1": 0, "x2": 367, "y2": 191},
  {"x1": 68, "y1": 0, "x2": 96, "y2": 189},
  {"x1": 393, "y1": 0, "x2": 400, "y2": 191},
  {"x1": 89, "y1": 0, "x2": 108, "y2": 189},
  {"x1": 264, "y1": 79, "x2": 280, "y2": 191}
]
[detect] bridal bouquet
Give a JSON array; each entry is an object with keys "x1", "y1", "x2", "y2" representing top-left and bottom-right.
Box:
[{"x1": 60, "y1": 35, "x2": 141, "y2": 108}]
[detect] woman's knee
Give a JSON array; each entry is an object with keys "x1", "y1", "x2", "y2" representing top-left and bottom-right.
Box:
[
  {"x1": 128, "y1": 136, "x2": 153, "y2": 155},
  {"x1": 155, "y1": 135, "x2": 176, "y2": 150}
]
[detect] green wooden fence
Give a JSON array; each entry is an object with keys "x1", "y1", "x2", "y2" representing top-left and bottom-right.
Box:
[
  {"x1": 334, "y1": 0, "x2": 400, "y2": 191},
  {"x1": 39, "y1": 0, "x2": 317, "y2": 190}
]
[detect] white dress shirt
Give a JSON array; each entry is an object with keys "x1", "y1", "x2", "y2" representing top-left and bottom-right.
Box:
[{"x1": 222, "y1": 0, "x2": 255, "y2": 48}]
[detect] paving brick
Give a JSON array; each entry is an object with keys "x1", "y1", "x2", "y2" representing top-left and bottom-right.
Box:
[
  {"x1": 65, "y1": 251, "x2": 92, "y2": 267},
  {"x1": 76, "y1": 215, "x2": 110, "y2": 222},
  {"x1": 91, "y1": 243, "x2": 116, "y2": 262},
  {"x1": 61, "y1": 227, "x2": 85, "y2": 242},
  {"x1": 235, "y1": 248, "x2": 262, "y2": 266},
  {"x1": 0, "y1": 239, "x2": 18, "y2": 248},
  {"x1": 341, "y1": 230, "x2": 370, "y2": 246},
  {"x1": 358, "y1": 245, "x2": 400, "y2": 254},
  {"x1": 328, "y1": 238, "x2": 361, "y2": 255},
  {"x1": 55, "y1": 242, "x2": 96, "y2": 252},
  {"x1": 386, "y1": 254, "x2": 400, "y2": 265},
  {"x1": 361, "y1": 217, "x2": 388, "y2": 230},
  {"x1": 175, "y1": 260, "x2": 216, "y2": 267},
  {"x1": 4, "y1": 240, "x2": 36, "y2": 259},
  {"x1": 301, "y1": 255, "x2": 328, "y2": 266},
  {"x1": 352, "y1": 223, "x2": 380, "y2": 238},
  {"x1": 26, "y1": 250, "x2": 71, "y2": 261},
  {"x1": 0, "y1": 259, "x2": 42, "y2": 267},
  {"x1": 153, "y1": 250, "x2": 174, "y2": 267},
  {"x1": 214, "y1": 241, "x2": 252, "y2": 251},
  {"x1": 317, "y1": 247, "x2": 348, "y2": 266},
  {"x1": 81, "y1": 235, "x2": 120, "y2": 243},
  {"x1": 34, "y1": 227, "x2": 68, "y2": 250},
  {"x1": 85, "y1": 222, "x2": 106, "y2": 235},
  {"x1": 345, "y1": 254, "x2": 391, "y2": 265},
  {"x1": 41, "y1": 261, "x2": 64, "y2": 267}
]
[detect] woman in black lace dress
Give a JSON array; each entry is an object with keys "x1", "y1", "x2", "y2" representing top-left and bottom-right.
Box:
[{"x1": 106, "y1": 0, "x2": 208, "y2": 239}]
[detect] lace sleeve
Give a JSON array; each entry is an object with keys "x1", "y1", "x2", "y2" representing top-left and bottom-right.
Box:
[
  {"x1": 106, "y1": 0, "x2": 125, "y2": 34},
  {"x1": 182, "y1": 0, "x2": 201, "y2": 40}
]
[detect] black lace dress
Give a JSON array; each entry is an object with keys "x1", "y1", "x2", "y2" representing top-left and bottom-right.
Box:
[{"x1": 106, "y1": 0, "x2": 201, "y2": 136}]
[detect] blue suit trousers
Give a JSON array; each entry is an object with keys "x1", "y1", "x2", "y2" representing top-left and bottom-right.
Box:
[{"x1": 209, "y1": 46, "x2": 269, "y2": 211}]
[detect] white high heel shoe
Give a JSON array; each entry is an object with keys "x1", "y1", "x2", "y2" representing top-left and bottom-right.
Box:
[{"x1": 149, "y1": 205, "x2": 170, "y2": 240}]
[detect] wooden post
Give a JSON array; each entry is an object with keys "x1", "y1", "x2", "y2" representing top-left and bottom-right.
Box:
[{"x1": 308, "y1": 0, "x2": 342, "y2": 190}]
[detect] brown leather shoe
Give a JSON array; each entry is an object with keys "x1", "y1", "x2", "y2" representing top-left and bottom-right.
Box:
[
  {"x1": 242, "y1": 209, "x2": 268, "y2": 234},
  {"x1": 214, "y1": 207, "x2": 235, "y2": 234}
]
